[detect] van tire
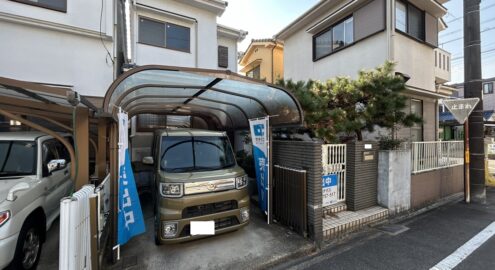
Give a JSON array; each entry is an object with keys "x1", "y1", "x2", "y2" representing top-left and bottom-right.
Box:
[{"x1": 7, "y1": 219, "x2": 43, "y2": 270}]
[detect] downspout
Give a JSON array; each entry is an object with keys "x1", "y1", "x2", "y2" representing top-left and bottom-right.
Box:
[
  {"x1": 195, "y1": 21, "x2": 199, "y2": 67},
  {"x1": 385, "y1": 1, "x2": 395, "y2": 61},
  {"x1": 271, "y1": 41, "x2": 275, "y2": 83}
]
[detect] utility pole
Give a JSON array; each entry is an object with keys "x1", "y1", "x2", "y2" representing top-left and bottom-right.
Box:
[{"x1": 464, "y1": 0, "x2": 486, "y2": 203}]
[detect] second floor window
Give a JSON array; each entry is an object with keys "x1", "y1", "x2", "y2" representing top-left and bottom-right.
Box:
[
  {"x1": 11, "y1": 0, "x2": 66, "y2": 12},
  {"x1": 395, "y1": 0, "x2": 425, "y2": 41},
  {"x1": 139, "y1": 17, "x2": 190, "y2": 52},
  {"x1": 218, "y1": 46, "x2": 229, "y2": 68},
  {"x1": 484, "y1": 82, "x2": 494, "y2": 95},
  {"x1": 313, "y1": 16, "x2": 354, "y2": 61}
]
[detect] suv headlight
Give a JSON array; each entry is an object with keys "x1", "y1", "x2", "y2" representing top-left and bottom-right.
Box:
[
  {"x1": 0, "y1": 210, "x2": 10, "y2": 227},
  {"x1": 160, "y1": 183, "x2": 184, "y2": 197},
  {"x1": 235, "y1": 175, "x2": 248, "y2": 189}
]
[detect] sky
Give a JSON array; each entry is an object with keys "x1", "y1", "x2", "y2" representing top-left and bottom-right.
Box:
[
  {"x1": 441, "y1": 0, "x2": 495, "y2": 83},
  {"x1": 217, "y1": 0, "x2": 319, "y2": 51},
  {"x1": 218, "y1": 0, "x2": 494, "y2": 83}
]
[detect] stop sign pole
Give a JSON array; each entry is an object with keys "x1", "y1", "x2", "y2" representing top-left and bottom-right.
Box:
[{"x1": 443, "y1": 98, "x2": 479, "y2": 203}]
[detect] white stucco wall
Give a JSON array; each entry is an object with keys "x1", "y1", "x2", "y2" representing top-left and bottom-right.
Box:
[
  {"x1": 217, "y1": 36, "x2": 238, "y2": 72},
  {"x1": 134, "y1": 0, "x2": 218, "y2": 69},
  {"x1": 284, "y1": 31, "x2": 389, "y2": 82},
  {"x1": 393, "y1": 34, "x2": 436, "y2": 92},
  {"x1": 0, "y1": 0, "x2": 114, "y2": 97}
]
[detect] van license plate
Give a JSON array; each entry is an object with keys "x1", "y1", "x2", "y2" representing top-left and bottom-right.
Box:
[{"x1": 190, "y1": 221, "x2": 215, "y2": 235}]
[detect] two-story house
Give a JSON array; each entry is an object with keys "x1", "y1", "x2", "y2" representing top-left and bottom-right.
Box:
[
  {"x1": 0, "y1": 0, "x2": 246, "y2": 99},
  {"x1": 275, "y1": 0, "x2": 453, "y2": 142},
  {"x1": 238, "y1": 38, "x2": 284, "y2": 83},
  {"x1": 0, "y1": 0, "x2": 115, "y2": 97},
  {"x1": 128, "y1": 0, "x2": 247, "y2": 71}
]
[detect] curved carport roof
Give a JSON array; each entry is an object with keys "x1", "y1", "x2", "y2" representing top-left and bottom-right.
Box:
[{"x1": 103, "y1": 65, "x2": 304, "y2": 129}]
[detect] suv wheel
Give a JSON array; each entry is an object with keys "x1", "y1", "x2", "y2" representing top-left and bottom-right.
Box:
[{"x1": 9, "y1": 220, "x2": 42, "y2": 270}]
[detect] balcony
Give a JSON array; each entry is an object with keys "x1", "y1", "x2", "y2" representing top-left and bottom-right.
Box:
[{"x1": 434, "y1": 48, "x2": 451, "y2": 84}]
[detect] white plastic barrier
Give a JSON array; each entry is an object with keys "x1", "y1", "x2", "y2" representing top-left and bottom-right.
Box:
[{"x1": 59, "y1": 185, "x2": 95, "y2": 270}]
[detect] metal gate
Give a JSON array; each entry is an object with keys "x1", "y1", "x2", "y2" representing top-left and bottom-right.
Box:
[
  {"x1": 322, "y1": 144, "x2": 347, "y2": 204},
  {"x1": 273, "y1": 165, "x2": 307, "y2": 236}
]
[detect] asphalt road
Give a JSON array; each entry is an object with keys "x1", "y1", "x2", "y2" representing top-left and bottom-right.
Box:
[{"x1": 274, "y1": 188, "x2": 495, "y2": 270}]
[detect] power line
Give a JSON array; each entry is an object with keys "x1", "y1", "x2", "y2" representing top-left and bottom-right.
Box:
[
  {"x1": 451, "y1": 48, "x2": 495, "y2": 62},
  {"x1": 444, "y1": 3, "x2": 495, "y2": 24},
  {"x1": 440, "y1": 17, "x2": 495, "y2": 37},
  {"x1": 440, "y1": 26, "x2": 495, "y2": 46}
]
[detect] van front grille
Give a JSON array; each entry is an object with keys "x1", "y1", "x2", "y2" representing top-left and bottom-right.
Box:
[{"x1": 182, "y1": 200, "x2": 238, "y2": 219}]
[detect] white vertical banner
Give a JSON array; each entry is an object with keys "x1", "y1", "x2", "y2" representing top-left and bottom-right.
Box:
[{"x1": 249, "y1": 116, "x2": 270, "y2": 222}]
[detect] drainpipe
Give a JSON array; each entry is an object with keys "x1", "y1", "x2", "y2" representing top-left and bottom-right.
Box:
[
  {"x1": 387, "y1": 0, "x2": 393, "y2": 60},
  {"x1": 271, "y1": 41, "x2": 276, "y2": 83},
  {"x1": 195, "y1": 21, "x2": 198, "y2": 67}
]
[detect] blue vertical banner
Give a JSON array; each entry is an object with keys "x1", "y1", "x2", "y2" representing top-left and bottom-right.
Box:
[
  {"x1": 117, "y1": 110, "x2": 145, "y2": 245},
  {"x1": 249, "y1": 117, "x2": 270, "y2": 215}
]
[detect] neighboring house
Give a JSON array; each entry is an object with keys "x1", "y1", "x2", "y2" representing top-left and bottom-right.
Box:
[
  {"x1": 238, "y1": 38, "x2": 284, "y2": 83},
  {"x1": 129, "y1": 0, "x2": 247, "y2": 72},
  {"x1": 0, "y1": 0, "x2": 115, "y2": 97},
  {"x1": 440, "y1": 77, "x2": 495, "y2": 140},
  {"x1": 0, "y1": 0, "x2": 247, "y2": 100},
  {"x1": 275, "y1": 0, "x2": 453, "y2": 142}
]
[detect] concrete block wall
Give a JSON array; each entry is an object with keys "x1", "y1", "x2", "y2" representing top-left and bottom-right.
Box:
[
  {"x1": 411, "y1": 165, "x2": 464, "y2": 209},
  {"x1": 272, "y1": 140, "x2": 323, "y2": 245},
  {"x1": 346, "y1": 141, "x2": 378, "y2": 211},
  {"x1": 378, "y1": 150, "x2": 411, "y2": 214}
]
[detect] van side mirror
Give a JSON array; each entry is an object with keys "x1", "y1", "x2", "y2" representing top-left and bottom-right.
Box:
[
  {"x1": 47, "y1": 159, "x2": 67, "y2": 174},
  {"x1": 142, "y1": 156, "x2": 154, "y2": 165}
]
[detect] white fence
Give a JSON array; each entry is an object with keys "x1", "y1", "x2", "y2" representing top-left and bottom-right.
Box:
[
  {"x1": 322, "y1": 144, "x2": 347, "y2": 205},
  {"x1": 60, "y1": 185, "x2": 95, "y2": 270},
  {"x1": 411, "y1": 141, "x2": 464, "y2": 174}
]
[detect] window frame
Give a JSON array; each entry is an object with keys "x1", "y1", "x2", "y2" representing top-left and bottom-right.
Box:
[
  {"x1": 218, "y1": 45, "x2": 229, "y2": 68},
  {"x1": 246, "y1": 65, "x2": 261, "y2": 80},
  {"x1": 483, "y1": 82, "x2": 494, "y2": 95},
  {"x1": 138, "y1": 16, "x2": 191, "y2": 53},
  {"x1": 313, "y1": 15, "x2": 354, "y2": 62},
  {"x1": 11, "y1": 0, "x2": 67, "y2": 13},
  {"x1": 410, "y1": 99, "x2": 424, "y2": 142},
  {"x1": 395, "y1": 0, "x2": 426, "y2": 42}
]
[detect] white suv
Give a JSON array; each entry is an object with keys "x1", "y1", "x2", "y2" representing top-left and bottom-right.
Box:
[{"x1": 0, "y1": 132, "x2": 73, "y2": 269}]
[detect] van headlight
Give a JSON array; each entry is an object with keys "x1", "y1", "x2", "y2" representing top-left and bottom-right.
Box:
[
  {"x1": 235, "y1": 175, "x2": 248, "y2": 189},
  {"x1": 160, "y1": 183, "x2": 184, "y2": 197}
]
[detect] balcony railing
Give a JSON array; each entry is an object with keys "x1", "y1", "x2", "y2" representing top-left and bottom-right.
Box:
[
  {"x1": 434, "y1": 48, "x2": 451, "y2": 83},
  {"x1": 411, "y1": 141, "x2": 464, "y2": 174}
]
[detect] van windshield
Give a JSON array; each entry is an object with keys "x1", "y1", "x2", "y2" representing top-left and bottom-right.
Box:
[
  {"x1": 0, "y1": 141, "x2": 37, "y2": 177},
  {"x1": 160, "y1": 136, "x2": 236, "y2": 173}
]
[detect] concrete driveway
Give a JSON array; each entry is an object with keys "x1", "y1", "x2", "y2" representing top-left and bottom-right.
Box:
[{"x1": 108, "y1": 194, "x2": 314, "y2": 270}]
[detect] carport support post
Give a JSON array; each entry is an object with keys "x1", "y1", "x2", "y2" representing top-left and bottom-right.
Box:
[
  {"x1": 268, "y1": 126, "x2": 273, "y2": 224},
  {"x1": 75, "y1": 107, "x2": 90, "y2": 190},
  {"x1": 97, "y1": 118, "x2": 108, "y2": 180},
  {"x1": 109, "y1": 122, "x2": 119, "y2": 263}
]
